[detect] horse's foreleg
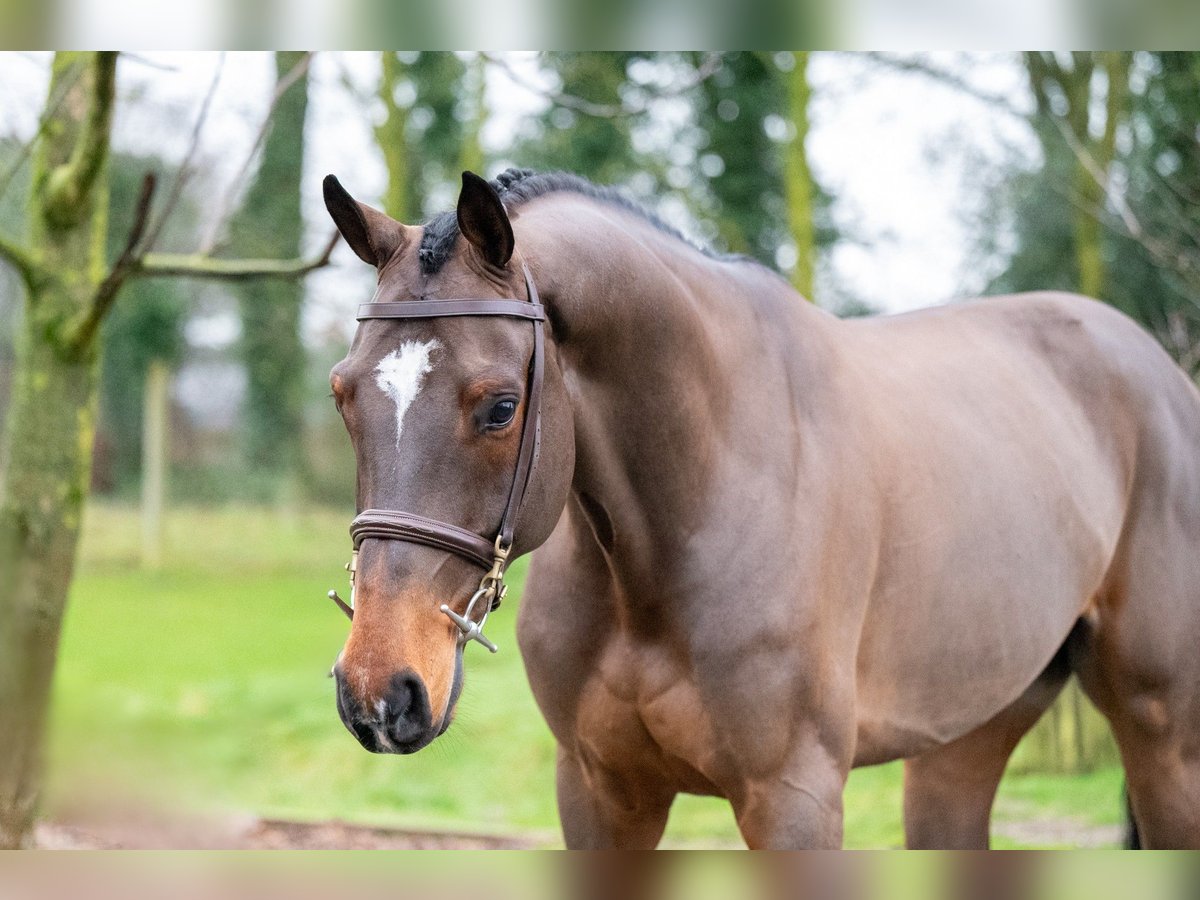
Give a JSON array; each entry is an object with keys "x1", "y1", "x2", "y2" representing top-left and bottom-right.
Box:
[
  {"x1": 555, "y1": 746, "x2": 674, "y2": 849},
  {"x1": 903, "y1": 649, "x2": 1070, "y2": 848},
  {"x1": 732, "y1": 743, "x2": 848, "y2": 849}
]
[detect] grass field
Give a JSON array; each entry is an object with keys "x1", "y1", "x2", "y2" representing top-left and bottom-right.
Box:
[{"x1": 44, "y1": 502, "x2": 1128, "y2": 848}]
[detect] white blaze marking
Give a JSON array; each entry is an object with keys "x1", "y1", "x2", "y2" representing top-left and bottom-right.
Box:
[{"x1": 374, "y1": 339, "x2": 440, "y2": 447}]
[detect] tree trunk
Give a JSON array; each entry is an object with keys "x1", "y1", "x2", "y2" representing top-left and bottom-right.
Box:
[
  {"x1": 0, "y1": 52, "x2": 113, "y2": 849},
  {"x1": 376, "y1": 52, "x2": 418, "y2": 223},
  {"x1": 784, "y1": 51, "x2": 816, "y2": 302},
  {"x1": 458, "y1": 54, "x2": 487, "y2": 178},
  {"x1": 228, "y1": 52, "x2": 311, "y2": 494}
]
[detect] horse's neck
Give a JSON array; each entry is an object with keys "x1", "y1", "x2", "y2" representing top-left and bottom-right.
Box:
[{"x1": 519, "y1": 198, "x2": 835, "y2": 595}]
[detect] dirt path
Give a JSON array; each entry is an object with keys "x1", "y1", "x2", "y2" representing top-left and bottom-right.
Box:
[
  {"x1": 36, "y1": 817, "x2": 540, "y2": 850},
  {"x1": 993, "y1": 817, "x2": 1123, "y2": 848},
  {"x1": 38, "y1": 817, "x2": 1123, "y2": 849}
]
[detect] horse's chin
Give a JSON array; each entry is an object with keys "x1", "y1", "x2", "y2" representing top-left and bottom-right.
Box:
[
  {"x1": 383, "y1": 709, "x2": 454, "y2": 754},
  {"x1": 390, "y1": 734, "x2": 440, "y2": 755},
  {"x1": 367, "y1": 721, "x2": 444, "y2": 755}
]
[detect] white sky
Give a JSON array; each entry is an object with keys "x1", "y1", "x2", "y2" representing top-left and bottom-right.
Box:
[{"x1": 0, "y1": 51, "x2": 1041, "y2": 341}]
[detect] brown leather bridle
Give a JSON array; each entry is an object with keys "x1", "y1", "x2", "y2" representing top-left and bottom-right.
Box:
[{"x1": 327, "y1": 262, "x2": 545, "y2": 654}]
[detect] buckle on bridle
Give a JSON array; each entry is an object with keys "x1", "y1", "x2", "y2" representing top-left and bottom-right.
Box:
[
  {"x1": 329, "y1": 539, "x2": 509, "y2": 654},
  {"x1": 440, "y1": 536, "x2": 510, "y2": 654},
  {"x1": 327, "y1": 550, "x2": 358, "y2": 621}
]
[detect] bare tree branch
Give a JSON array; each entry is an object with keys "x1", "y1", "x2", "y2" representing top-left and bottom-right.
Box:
[
  {"x1": 44, "y1": 52, "x2": 119, "y2": 228},
  {"x1": 1036, "y1": 116, "x2": 1200, "y2": 320},
  {"x1": 481, "y1": 52, "x2": 725, "y2": 119},
  {"x1": 0, "y1": 233, "x2": 39, "y2": 288},
  {"x1": 137, "y1": 229, "x2": 339, "y2": 281},
  {"x1": 1050, "y1": 114, "x2": 1141, "y2": 236},
  {"x1": 66, "y1": 172, "x2": 158, "y2": 352},
  {"x1": 198, "y1": 52, "x2": 313, "y2": 254},
  {"x1": 140, "y1": 54, "x2": 225, "y2": 255},
  {"x1": 119, "y1": 53, "x2": 179, "y2": 72},
  {"x1": 64, "y1": 157, "x2": 337, "y2": 352},
  {"x1": 859, "y1": 52, "x2": 1031, "y2": 121}
]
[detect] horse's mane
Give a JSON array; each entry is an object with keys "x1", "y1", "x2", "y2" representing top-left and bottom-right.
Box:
[{"x1": 417, "y1": 168, "x2": 747, "y2": 275}]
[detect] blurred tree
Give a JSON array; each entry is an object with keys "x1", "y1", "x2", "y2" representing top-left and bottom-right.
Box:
[
  {"x1": 1023, "y1": 52, "x2": 1132, "y2": 301},
  {"x1": 985, "y1": 52, "x2": 1200, "y2": 377},
  {"x1": 507, "y1": 53, "x2": 835, "y2": 302},
  {"x1": 0, "y1": 51, "x2": 335, "y2": 849},
  {"x1": 783, "y1": 52, "x2": 816, "y2": 300},
  {"x1": 226, "y1": 52, "x2": 311, "y2": 496},
  {"x1": 373, "y1": 52, "x2": 471, "y2": 222},
  {"x1": 458, "y1": 53, "x2": 487, "y2": 178},
  {"x1": 691, "y1": 52, "x2": 836, "y2": 298},
  {"x1": 0, "y1": 139, "x2": 29, "y2": 428},
  {"x1": 517, "y1": 53, "x2": 645, "y2": 184},
  {"x1": 1104, "y1": 52, "x2": 1200, "y2": 376},
  {"x1": 96, "y1": 155, "x2": 189, "y2": 492},
  {"x1": 694, "y1": 51, "x2": 787, "y2": 266},
  {"x1": 375, "y1": 52, "x2": 418, "y2": 223},
  {"x1": 410, "y1": 52, "x2": 470, "y2": 215}
]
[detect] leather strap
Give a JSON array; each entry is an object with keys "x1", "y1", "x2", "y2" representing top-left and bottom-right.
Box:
[
  {"x1": 497, "y1": 272, "x2": 543, "y2": 549},
  {"x1": 351, "y1": 510, "x2": 496, "y2": 570},
  {"x1": 349, "y1": 262, "x2": 544, "y2": 571},
  {"x1": 357, "y1": 298, "x2": 546, "y2": 322}
]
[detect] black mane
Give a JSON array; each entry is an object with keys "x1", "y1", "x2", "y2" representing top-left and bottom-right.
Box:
[{"x1": 418, "y1": 168, "x2": 743, "y2": 274}]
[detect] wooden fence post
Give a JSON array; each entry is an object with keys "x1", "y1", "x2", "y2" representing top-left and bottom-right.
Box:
[{"x1": 141, "y1": 359, "x2": 169, "y2": 570}]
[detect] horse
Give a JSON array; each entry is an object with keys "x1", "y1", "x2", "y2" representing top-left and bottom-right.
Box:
[{"x1": 321, "y1": 167, "x2": 1200, "y2": 849}]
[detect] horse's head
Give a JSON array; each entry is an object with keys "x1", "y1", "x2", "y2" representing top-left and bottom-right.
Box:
[{"x1": 322, "y1": 171, "x2": 574, "y2": 754}]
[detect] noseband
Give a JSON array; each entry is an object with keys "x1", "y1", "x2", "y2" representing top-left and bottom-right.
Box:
[{"x1": 327, "y1": 263, "x2": 545, "y2": 654}]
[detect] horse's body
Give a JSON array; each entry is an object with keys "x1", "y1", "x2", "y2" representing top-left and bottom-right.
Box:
[{"x1": 325, "y1": 170, "x2": 1200, "y2": 848}]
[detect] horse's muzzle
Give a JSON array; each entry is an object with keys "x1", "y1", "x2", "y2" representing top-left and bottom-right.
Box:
[{"x1": 334, "y1": 667, "x2": 437, "y2": 754}]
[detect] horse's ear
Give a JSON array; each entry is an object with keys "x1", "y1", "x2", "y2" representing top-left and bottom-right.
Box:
[
  {"x1": 457, "y1": 171, "x2": 514, "y2": 268},
  {"x1": 322, "y1": 174, "x2": 408, "y2": 268}
]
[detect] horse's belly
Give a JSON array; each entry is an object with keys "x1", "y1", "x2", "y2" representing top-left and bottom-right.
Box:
[{"x1": 851, "y1": 429, "x2": 1125, "y2": 760}]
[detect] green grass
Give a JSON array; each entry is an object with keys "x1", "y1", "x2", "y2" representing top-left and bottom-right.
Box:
[{"x1": 46, "y1": 503, "x2": 1127, "y2": 847}]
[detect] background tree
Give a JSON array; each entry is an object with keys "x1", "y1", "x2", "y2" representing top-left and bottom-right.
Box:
[
  {"x1": 691, "y1": 51, "x2": 835, "y2": 297},
  {"x1": 1020, "y1": 52, "x2": 1132, "y2": 302},
  {"x1": 1104, "y1": 52, "x2": 1200, "y2": 376},
  {"x1": 225, "y1": 52, "x2": 312, "y2": 498},
  {"x1": 373, "y1": 52, "x2": 475, "y2": 223},
  {"x1": 978, "y1": 52, "x2": 1200, "y2": 377},
  {"x1": 694, "y1": 51, "x2": 787, "y2": 265},
  {"x1": 0, "y1": 51, "x2": 334, "y2": 849},
  {"x1": 375, "y1": 52, "x2": 418, "y2": 223},
  {"x1": 0, "y1": 53, "x2": 120, "y2": 849},
  {"x1": 517, "y1": 53, "x2": 646, "y2": 185},
  {"x1": 95, "y1": 154, "x2": 190, "y2": 493},
  {"x1": 968, "y1": 54, "x2": 1134, "y2": 303},
  {"x1": 783, "y1": 52, "x2": 816, "y2": 300}
]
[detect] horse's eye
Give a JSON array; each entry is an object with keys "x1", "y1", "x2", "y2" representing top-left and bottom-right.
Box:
[{"x1": 486, "y1": 399, "x2": 518, "y2": 428}]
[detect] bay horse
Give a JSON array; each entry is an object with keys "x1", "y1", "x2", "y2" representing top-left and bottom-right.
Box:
[{"x1": 322, "y1": 167, "x2": 1200, "y2": 849}]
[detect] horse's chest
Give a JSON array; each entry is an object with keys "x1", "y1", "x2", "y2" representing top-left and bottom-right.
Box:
[{"x1": 572, "y1": 635, "x2": 723, "y2": 795}]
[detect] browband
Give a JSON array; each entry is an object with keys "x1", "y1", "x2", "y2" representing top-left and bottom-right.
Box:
[{"x1": 358, "y1": 299, "x2": 546, "y2": 321}]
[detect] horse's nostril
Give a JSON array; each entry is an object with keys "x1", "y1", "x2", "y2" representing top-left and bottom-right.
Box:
[
  {"x1": 383, "y1": 669, "x2": 432, "y2": 746},
  {"x1": 334, "y1": 669, "x2": 382, "y2": 748}
]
